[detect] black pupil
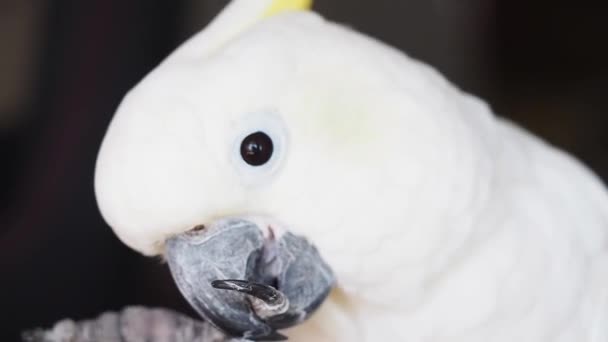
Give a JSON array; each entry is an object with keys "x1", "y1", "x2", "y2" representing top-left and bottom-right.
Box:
[{"x1": 240, "y1": 132, "x2": 274, "y2": 166}]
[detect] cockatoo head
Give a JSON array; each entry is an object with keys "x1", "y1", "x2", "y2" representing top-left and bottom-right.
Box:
[{"x1": 96, "y1": 0, "x2": 490, "y2": 339}]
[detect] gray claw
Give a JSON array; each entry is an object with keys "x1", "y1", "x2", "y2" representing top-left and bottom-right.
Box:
[{"x1": 212, "y1": 280, "x2": 290, "y2": 320}]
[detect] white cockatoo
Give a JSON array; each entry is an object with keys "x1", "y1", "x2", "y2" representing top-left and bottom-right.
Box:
[{"x1": 94, "y1": 0, "x2": 608, "y2": 340}]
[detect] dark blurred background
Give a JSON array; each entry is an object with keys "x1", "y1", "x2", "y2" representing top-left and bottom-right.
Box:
[{"x1": 1, "y1": 0, "x2": 606, "y2": 340}]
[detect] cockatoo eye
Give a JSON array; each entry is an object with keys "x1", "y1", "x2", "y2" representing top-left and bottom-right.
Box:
[
  {"x1": 240, "y1": 131, "x2": 274, "y2": 166},
  {"x1": 230, "y1": 112, "x2": 287, "y2": 184}
]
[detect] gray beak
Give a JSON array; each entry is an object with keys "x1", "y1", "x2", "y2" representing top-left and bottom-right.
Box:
[{"x1": 164, "y1": 218, "x2": 335, "y2": 341}]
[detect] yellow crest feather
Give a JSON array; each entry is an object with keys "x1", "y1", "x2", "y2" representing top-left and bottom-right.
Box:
[{"x1": 263, "y1": 0, "x2": 313, "y2": 18}]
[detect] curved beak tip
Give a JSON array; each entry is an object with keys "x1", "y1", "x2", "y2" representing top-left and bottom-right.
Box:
[{"x1": 164, "y1": 218, "x2": 335, "y2": 340}]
